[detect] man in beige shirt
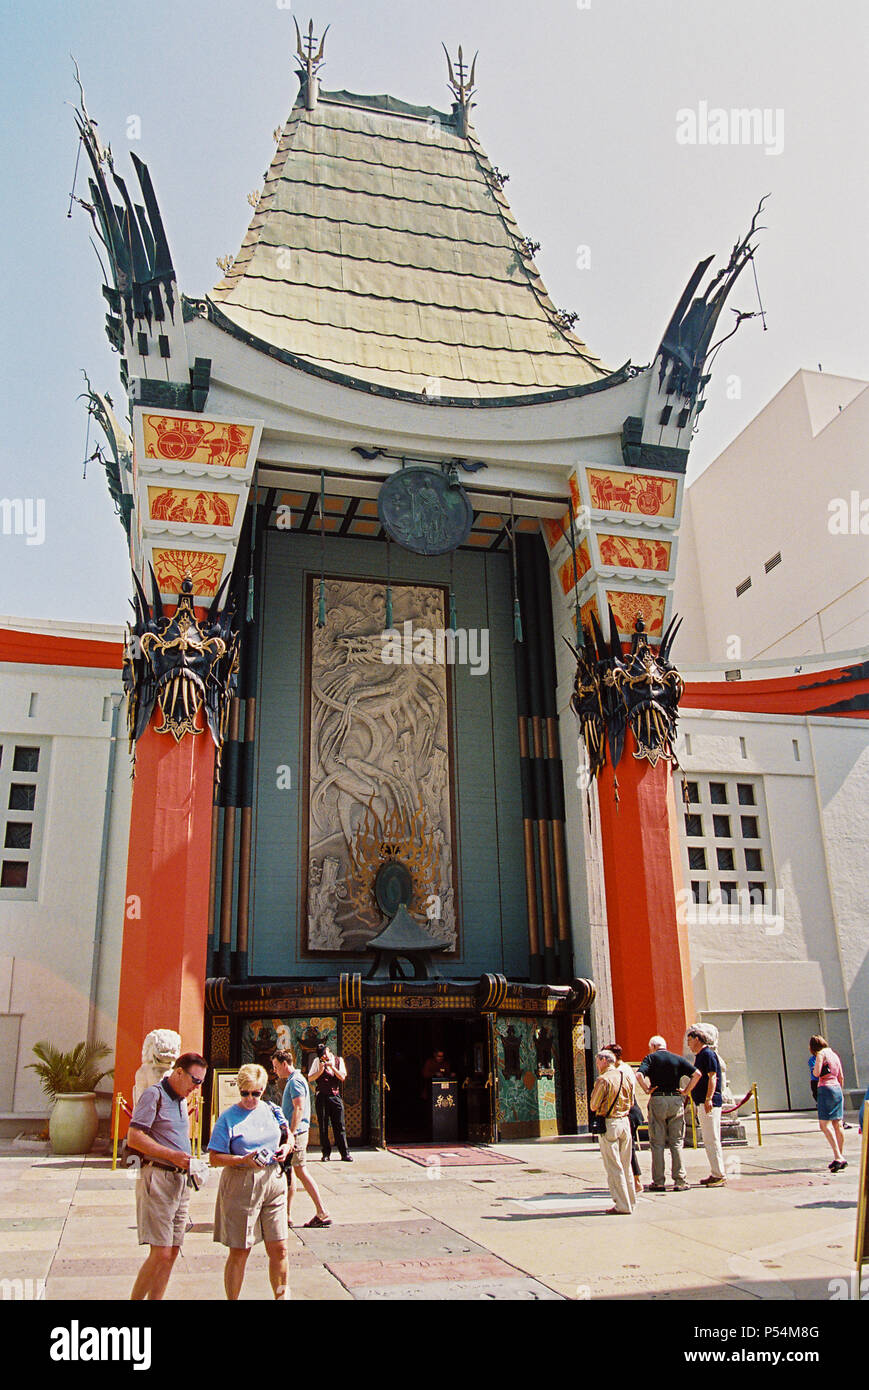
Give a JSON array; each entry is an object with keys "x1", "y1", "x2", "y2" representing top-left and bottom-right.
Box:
[{"x1": 589, "y1": 1049, "x2": 636, "y2": 1215}]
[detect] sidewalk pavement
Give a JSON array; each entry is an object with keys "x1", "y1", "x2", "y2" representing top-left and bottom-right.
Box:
[{"x1": 0, "y1": 1115, "x2": 862, "y2": 1302}]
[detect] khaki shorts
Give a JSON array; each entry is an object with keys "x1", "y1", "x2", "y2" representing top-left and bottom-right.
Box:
[
  {"x1": 289, "y1": 1130, "x2": 309, "y2": 1169},
  {"x1": 136, "y1": 1165, "x2": 190, "y2": 1248},
  {"x1": 213, "y1": 1164, "x2": 288, "y2": 1249}
]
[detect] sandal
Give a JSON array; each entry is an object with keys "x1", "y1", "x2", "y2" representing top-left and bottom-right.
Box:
[{"x1": 304, "y1": 1214, "x2": 333, "y2": 1228}]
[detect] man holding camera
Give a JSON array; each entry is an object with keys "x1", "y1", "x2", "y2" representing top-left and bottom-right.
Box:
[{"x1": 308, "y1": 1042, "x2": 353, "y2": 1163}]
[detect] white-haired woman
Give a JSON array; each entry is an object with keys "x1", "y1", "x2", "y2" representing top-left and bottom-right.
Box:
[{"x1": 208, "y1": 1063, "x2": 291, "y2": 1299}]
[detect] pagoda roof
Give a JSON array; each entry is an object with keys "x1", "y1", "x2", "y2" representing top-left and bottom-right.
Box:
[{"x1": 210, "y1": 86, "x2": 611, "y2": 401}]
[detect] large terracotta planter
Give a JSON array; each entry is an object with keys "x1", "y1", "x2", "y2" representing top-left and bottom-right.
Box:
[{"x1": 49, "y1": 1093, "x2": 99, "y2": 1155}]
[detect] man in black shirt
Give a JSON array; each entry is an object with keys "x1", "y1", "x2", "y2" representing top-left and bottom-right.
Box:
[{"x1": 636, "y1": 1036, "x2": 694, "y2": 1192}]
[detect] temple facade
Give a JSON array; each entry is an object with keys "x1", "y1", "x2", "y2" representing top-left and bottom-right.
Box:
[{"x1": 52, "y1": 27, "x2": 865, "y2": 1144}]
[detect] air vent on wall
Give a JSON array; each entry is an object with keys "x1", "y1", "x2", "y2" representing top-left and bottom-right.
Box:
[
  {"x1": 764, "y1": 552, "x2": 782, "y2": 573},
  {"x1": 736, "y1": 577, "x2": 752, "y2": 597}
]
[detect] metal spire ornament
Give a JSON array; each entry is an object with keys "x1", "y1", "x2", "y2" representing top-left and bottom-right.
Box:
[
  {"x1": 509, "y1": 493, "x2": 522, "y2": 642},
  {"x1": 317, "y1": 470, "x2": 326, "y2": 627},
  {"x1": 294, "y1": 18, "x2": 329, "y2": 110},
  {"x1": 443, "y1": 43, "x2": 478, "y2": 136}
]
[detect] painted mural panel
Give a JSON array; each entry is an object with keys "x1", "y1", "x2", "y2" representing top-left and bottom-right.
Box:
[
  {"x1": 605, "y1": 590, "x2": 666, "y2": 638},
  {"x1": 597, "y1": 534, "x2": 671, "y2": 571},
  {"x1": 143, "y1": 413, "x2": 254, "y2": 468},
  {"x1": 496, "y1": 1016, "x2": 559, "y2": 1138},
  {"x1": 586, "y1": 468, "x2": 678, "y2": 518},
  {"x1": 240, "y1": 1016, "x2": 339, "y2": 1133},
  {"x1": 151, "y1": 547, "x2": 226, "y2": 595},
  {"x1": 147, "y1": 486, "x2": 239, "y2": 526},
  {"x1": 305, "y1": 576, "x2": 457, "y2": 955}
]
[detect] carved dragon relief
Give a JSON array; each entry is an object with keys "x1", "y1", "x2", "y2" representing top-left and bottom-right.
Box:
[{"x1": 306, "y1": 578, "x2": 456, "y2": 953}]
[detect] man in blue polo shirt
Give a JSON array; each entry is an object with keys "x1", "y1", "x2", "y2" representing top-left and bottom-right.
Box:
[
  {"x1": 273, "y1": 1049, "x2": 332, "y2": 1229},
  {"x1": 687, "y1": 1027, "x2": 726, "y2": 1187},
  {"x1": 127, "y1": 1051, "x2": 207, "y2": 1300}
]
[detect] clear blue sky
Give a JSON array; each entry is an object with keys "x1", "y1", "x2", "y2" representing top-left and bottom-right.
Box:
[{"x1": 1, "y1": 0, "x2": 866, "y2": 625}]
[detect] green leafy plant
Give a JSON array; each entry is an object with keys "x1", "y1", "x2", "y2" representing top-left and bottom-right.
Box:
[{"x1": 27, "y1": 1041, "x2": 113, "y2": 1100}]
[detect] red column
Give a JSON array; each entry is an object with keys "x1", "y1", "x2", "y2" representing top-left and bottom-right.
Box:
[
  {"x1": 597, "y1": 749, "x2": 694, "y2": 1060},
  {"x1": 113, "y1": 721, "x2": 216, "y2": 1101}
]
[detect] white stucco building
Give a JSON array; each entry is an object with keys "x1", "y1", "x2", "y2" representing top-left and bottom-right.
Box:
[
  {"x1": 0, "y1": 619, "x2": 130, "y2": 1129},
  {"x1": 671, "y1": 369, "x2": 869, "y2": 1110}
]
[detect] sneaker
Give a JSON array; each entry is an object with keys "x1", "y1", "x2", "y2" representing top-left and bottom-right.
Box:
[
  {"x1": 341, "y1": 1154, "x2": 354, "y2": 1162},
  {"x1": 321, "y1": 1154, "x2": 331, "y2": 1162},
  {"x1": 304, "y1": 1214, "x2": 333, "y2": 1228},
  {"x1": 644, "y1": 1183, "x2": 667, "y2": 1192},
  {"x1": 700, "y1": 1175, "x2": 726, "y2": 1187},
  {"x1": 672, "y1": 1182, "x2": 690, "y2": 1191}
]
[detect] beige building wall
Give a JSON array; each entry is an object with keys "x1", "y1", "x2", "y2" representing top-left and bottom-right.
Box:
[{"x1": 674, "y1": 370, "x2": 869, "y2": 665}]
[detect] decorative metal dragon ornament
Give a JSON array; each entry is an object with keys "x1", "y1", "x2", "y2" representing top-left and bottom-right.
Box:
[
  {"x1": 568, "y1": 608, "x2": 684, "y2": 780},
  {"x1": 607, "y1": 614, "x2": 684, "y2": 768},
  {"x1": 123, "y1": 569, "x2": 239, "y2": 773}
]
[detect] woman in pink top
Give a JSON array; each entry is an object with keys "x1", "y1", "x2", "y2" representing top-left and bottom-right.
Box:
[{"x1": 809, "y1": 1034, "x2": 847, "y2": 1172}]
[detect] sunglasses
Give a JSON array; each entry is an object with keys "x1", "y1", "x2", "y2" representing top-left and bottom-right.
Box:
[
  {"x1": 239, "y1": 1090, "x2": 263, "y2": 1098},
  {"x1": 185, "y1": 1073, "x2": 206, "y2": 1086}
]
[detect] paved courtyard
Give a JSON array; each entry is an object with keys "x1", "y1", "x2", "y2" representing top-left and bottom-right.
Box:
[{"x1": 0, "y1": 1114, "x2": 863, "y2": 1303}]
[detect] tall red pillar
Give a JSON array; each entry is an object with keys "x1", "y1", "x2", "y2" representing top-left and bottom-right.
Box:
[
  {"x1": 113, "y1": 721, "x2": 216, "y2": 1100},
  {"x1": 597, "y1": 751, "x2": 694, "y2": 1060}
]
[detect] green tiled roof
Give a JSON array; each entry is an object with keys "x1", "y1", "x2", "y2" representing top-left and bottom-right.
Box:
[{"x1": 211, "y1": 90, "x2": 609, "y2": 399}]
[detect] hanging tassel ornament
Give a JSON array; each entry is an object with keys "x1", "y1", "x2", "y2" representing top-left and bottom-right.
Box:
[
  {"x1": 385, "y1": 537, "x2": 394, "y2": 631},
  {"x1": 246, "y1": 467, "x2": 257, "y2": 623},
  {"x1": 448, "y1": 549, "x2": 457, "y2": 632},
  {"x1": 317, "y1": 470, "x2": 326, "y2": 628},
  {"x1": 510, "y1": 493, "x2": 523, "y2": 642},
  {"x1": 567, "y1": 494, "x2": 582, "y2": 644}
]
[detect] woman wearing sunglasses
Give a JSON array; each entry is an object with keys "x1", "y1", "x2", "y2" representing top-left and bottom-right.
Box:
[{"x1": 208, "y1": 1063, "x2": 292, "y2": 1299}]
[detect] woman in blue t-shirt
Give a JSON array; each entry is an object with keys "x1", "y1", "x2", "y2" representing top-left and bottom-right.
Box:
[{"x1": 208, "y1": 1063, "x2": 291, "y2": 1299}]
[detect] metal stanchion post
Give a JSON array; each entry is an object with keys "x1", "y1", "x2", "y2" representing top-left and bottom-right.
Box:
[
  {"x1": 111, "y1": 1093, "x2": 123, "y2": 1171},
  {"x1": 752, "y1": 1083, "x2": 762, "y2": 1146}
]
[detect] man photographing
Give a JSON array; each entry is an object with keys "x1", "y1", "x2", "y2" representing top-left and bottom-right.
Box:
[{"x1": 308, "y1": 1043, "x2": 352, "y2": 1162}]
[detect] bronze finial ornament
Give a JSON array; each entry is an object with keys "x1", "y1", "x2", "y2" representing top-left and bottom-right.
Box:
[
  {"x1": 123, "y1": 569, "x2": 239, "y2": 773},
  {"x1": 294, "y1": 18, "x2": 329, "y2": 109},
  {"x1": 443, "y1": 43, "x2": 478, "y2": 135}
]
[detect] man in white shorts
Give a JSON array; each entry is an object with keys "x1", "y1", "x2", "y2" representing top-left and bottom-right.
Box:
[{"x1": 273, "y1": 1049, "x2": 332, "y2": 1229}]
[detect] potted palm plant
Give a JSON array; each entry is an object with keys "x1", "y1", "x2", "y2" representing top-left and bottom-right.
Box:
[{"x1": 27, "y1": 1041, "x2": 113, "y2": 1155}]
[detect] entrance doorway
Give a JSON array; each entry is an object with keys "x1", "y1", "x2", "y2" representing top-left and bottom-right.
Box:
[{"x1": 383, "y1": 1016, "x2": 493, "y2": 1144}]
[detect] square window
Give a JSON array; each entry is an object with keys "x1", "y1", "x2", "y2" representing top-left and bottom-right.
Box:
[
  {"x1": 716, "y1": 847, "x2": 735, "y2": 871},
  {"x1": 688, "y1": 847, "x2": 707, "y2": 870},
  {"x1": 709, "y1": 782, "x2": 728, "y2": 804},
  {"x1": 737, "y1": 783, "x2": 756, "y2": 805},
  {"x1": 9, "y1": 785, "x2": 36, "y2": 811},
  {"x1": 691, "y1": 881, "x2": 709, "y2": 904},
  {"x1": 747, "y1": 882, "x2": 768, "y2": 905},
  {"x1": 741, "y1": 815, "x2": 759, "y2": 838},
  {"x1": 1, "y1": 861, "x2": 28, "y2": 888},
  {"x1": 684, "y1": 814, "x2": 703, "y2": 837},
  {"x1": 4, "y1": 822, "x2": 32, "y2": 849},
  {"x1": 712, "y1": 815, "x2": 731, "y2": 838},
  {"x1": 744, "y1": 848, "x2": 763, "y2": 872},
  {"x1": 684, "y1": 781, "x2": 699, "y2": 805},
  {"x1": 12, "y1": 747, "x2": 39, "y2": 773},
  {"x1": 719, "y1": 882, "x2": 738, "y2": 904}
]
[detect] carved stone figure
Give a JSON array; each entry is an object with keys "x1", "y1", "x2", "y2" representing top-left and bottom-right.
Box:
[{"x1": 133, "y1": 1028, "x2": 181, "y2": 1105}]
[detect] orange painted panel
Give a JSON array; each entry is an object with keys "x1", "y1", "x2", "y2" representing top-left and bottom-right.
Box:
[
  {"x1": 147, "y1": 486, "x2": 238, "y2": 526},
  {"x1": 143, "y1": 414, "x2": 254, "y2": 468},
  {"x1": 152, "y1": 548, "x2": 225, "y2": 596},
  {"x1": 598, "y1": 534, "x2": 671, "y2": 571},
  {"x1": 558, "y1": 540, "x2": 592, "y2": 593},
  {"x1": 587, "y1": 468, "x2": 677, "y2": 517},
  {"x1": 606, "y1": 591, "x2": 666, "y2": 638}
]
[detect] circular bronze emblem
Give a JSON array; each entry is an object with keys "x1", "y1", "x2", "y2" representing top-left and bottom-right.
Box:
[{"x1": 377, "y1": 467, "x2": 473, "y2": 556}]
